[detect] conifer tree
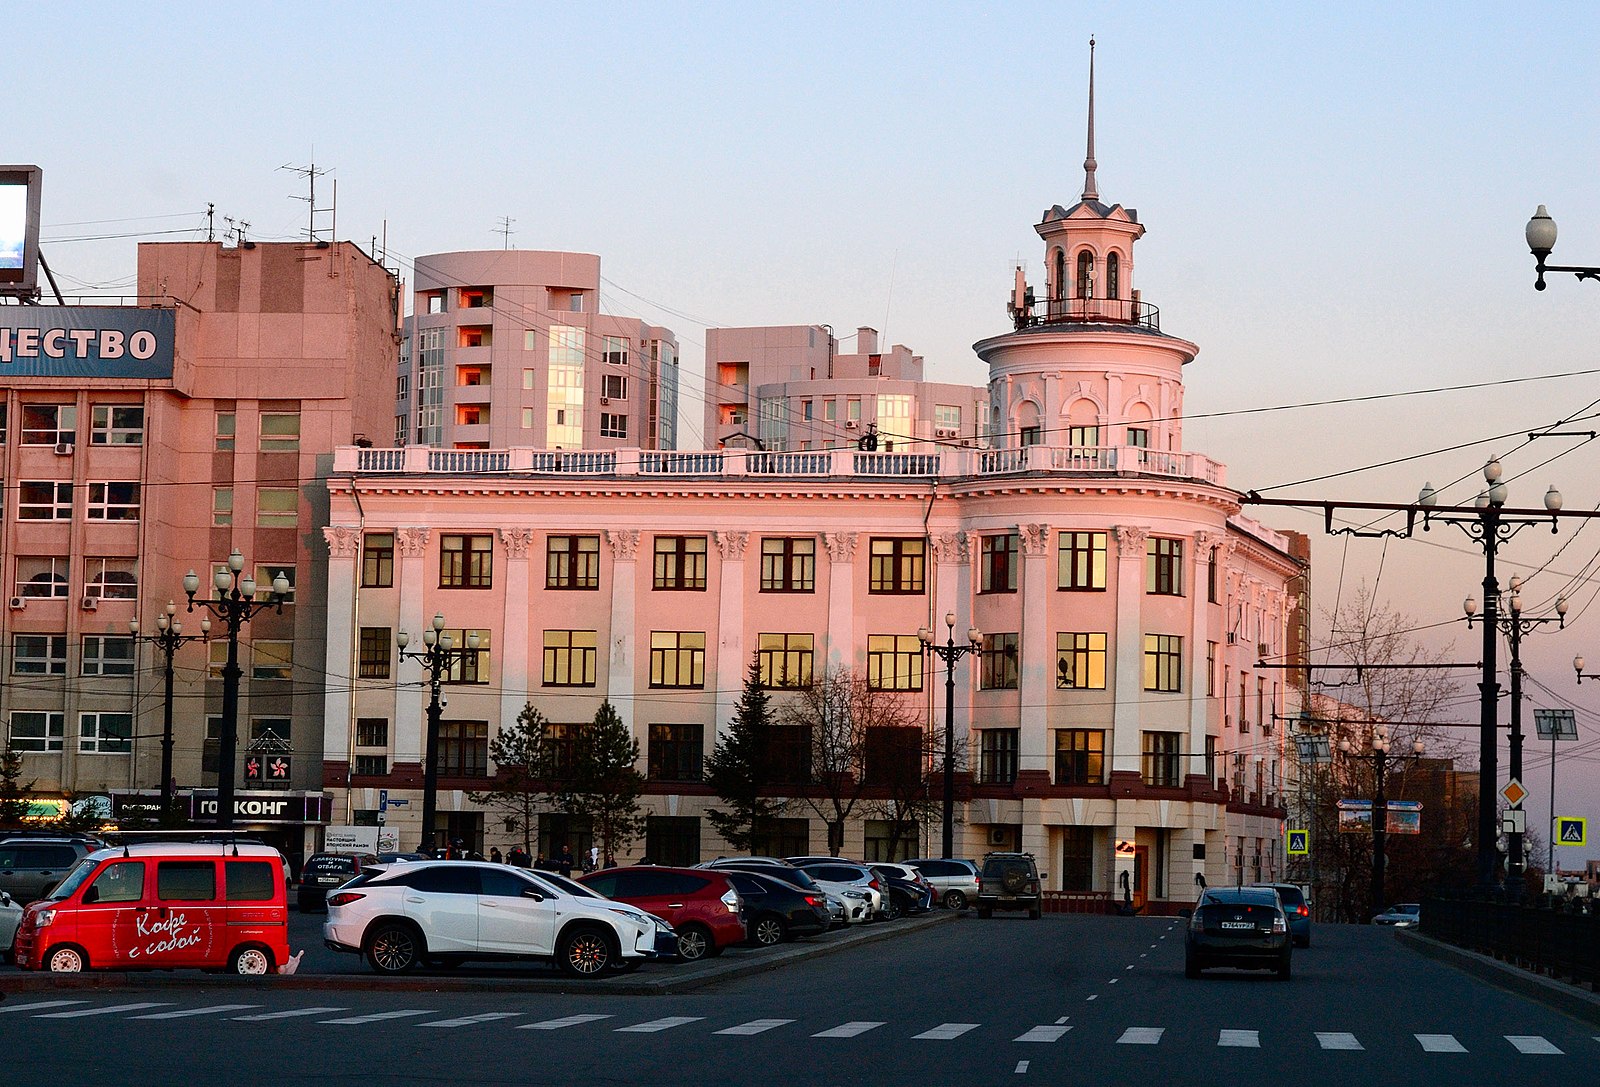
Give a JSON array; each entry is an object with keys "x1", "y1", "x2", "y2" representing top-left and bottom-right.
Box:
[
  {"x1": 705, "y1": 656, "x2": 786, "y2": 851},
  {"x1": 560, "y1": 700, "x2": 646, "y2": 863}
]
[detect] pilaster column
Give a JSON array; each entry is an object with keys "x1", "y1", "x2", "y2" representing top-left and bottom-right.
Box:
[
  {"x1": 823, "y1": 532, "x2": 858, "y2": 670},
  {"x1": 1110, "y1": 525, "x2": 1147, "y2": 763},
  {"x1": 1190, "y1": 531, "x2": 1221, "y2": 776},
  {"x1": 605, "y1": 530, "x2": 640, "y2": 718},
  {"x1": 1017, "y1": 523, "x2": 1051, "y2": 774},
  {"x1": 498, "y1": 528, "x2": 534, "y2": 736},
  {"x1": 321, "y1": 526, "x2": 360, "y2": 784},
  {"x1": 714, "y1": 530, "x2": 750, "y2": 735},
  {"x1": 394, "y1": 528, "x2": 431, "y2": 767}
]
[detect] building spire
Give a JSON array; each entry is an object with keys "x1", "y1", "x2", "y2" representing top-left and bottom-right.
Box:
[{"x1": 1081, "y1": 36, "x2": 1099, "y2": 202}]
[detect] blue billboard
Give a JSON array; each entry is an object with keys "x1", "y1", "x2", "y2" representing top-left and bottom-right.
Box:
[{"x1": 0, "y1": 306, "x2": 175, "y2": 378}]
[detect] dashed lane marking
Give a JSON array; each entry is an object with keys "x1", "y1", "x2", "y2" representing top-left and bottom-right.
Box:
[
  {"x1": 1219, "y1": 1030, "x2": 1259, "y2": 1048},
  {"x1": 1507, "y1": 1036, "x2": 1563, "y2": 1055},
  {"x1": 1015, "y1": 1026, "x2": 1071, "y2": 1043},
  {"x1": 1086, "y1": 995, "x2": 1098, "y2": 1001},
  {"x1": 420, "y1": 1012, "x2": 525, "y2": 1028},
  {"x1": 812, "y1": 1021, "x2": 885, "y2": 1038},
  {"x1": 913, "y1": 1023, "x2": 979, "y2": 1040},
  {"x1": 1118, "y1": 1027, "x2": 1164, "y2": 1045},
  {"x1": 1316, "y1": 1032, "x2": 1363, "y2": 1051},
  {"x1": 36, "y1": 1003, "x2": 173, "y2": 1019},
  {"x1": 519, "y1": 1014, "x2": 614, "y2": 1030},
  {"x1": 234, "y1": 1007, "x2": 346, "y2": 1021},
  {"x1": 132, "y1": 1004, "x2": 261, "y2": 1020},
  {"x1": 1015, "y1": 1061, "x2": 1029, "y2": 1074},
  {"x1": 1055, "y1": 1017, "x2": 1069, "y2": 1025},
  {"x1": 1416, "y1": 1034, "x2": 1467, "y2": 1053},
  {"x1": 319, "y1": 1010, "x2": 435, "y2": 1025},
  {"x1": 715, "y1": 1019, "x2": 795, "y2": 1036},
  {"x1": 0, "y1": 1000, "x2": 87, "y2": 1014},
  {"x1": 616, "y1": 1016, "x2": 704, "y2": 1033}
]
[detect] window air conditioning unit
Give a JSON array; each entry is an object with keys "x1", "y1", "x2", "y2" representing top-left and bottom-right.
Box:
[
  {"x1": 54, "y1": 442, "x2": 73, "y2": 456},
  {"x1": 8, "y1": 596, "x2": 24, "y2": 611},
  {"x1": 1233, "y1": 753, "x2": 1247, "y2": 770},
  {"x1": 988, "y1": 827, "x2": 1010, "y2": 846},
  {"x1": 844, "y1": 420, "x2": 858, "y2": 429},
  {"x1": 1258, "y1": 643, "x2": 1271, "y2": 657},
  {"x1": 80, "y1": 595, "x2": 99, "y2": 610},
  {"x1": 1225, "y1": 632, "x2": 1237, "y2": 645}
]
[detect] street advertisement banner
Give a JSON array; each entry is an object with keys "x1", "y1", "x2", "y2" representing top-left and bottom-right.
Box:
[
  {"x1": 1337, "y1": 799, "x2": 1422, "y2": 834},
  {"x1": 0, "y1": 305, "x2": 175, "y2": 377}
]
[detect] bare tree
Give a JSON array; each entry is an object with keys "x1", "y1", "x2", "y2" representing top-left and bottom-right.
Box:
[{"x1": 860, "y1": 707, "x2": 964, "y2": 861}]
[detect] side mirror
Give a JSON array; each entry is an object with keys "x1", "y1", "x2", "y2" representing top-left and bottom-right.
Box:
[
  {"x1": 0, "y1": 890, "x2": 11, "y2": 906},
  {"x1": 82, "y1": 887, "x2": 99, "y2": 905}
]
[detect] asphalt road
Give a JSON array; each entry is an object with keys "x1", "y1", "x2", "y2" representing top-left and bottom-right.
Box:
[{"x1": 5, "y1": 914, "x2": 1595, "y2": 1086}]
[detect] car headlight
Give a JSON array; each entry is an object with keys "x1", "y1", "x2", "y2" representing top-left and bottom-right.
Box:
[{"x1": 35, "y1": 908, "x2": 56, "y2": 929}]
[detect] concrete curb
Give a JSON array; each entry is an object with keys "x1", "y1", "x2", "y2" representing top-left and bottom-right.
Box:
[
  {"x1": 1397, "y1": 927, "x2": 1600, "y2": 1027},
  {"x1": 0, "y1": 910, "x2": 962, "y2": 998}
]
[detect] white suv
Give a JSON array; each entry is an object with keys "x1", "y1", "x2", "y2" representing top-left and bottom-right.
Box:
[{"x1": 323, "y1": 861, "x2": 672, "y2": 977}]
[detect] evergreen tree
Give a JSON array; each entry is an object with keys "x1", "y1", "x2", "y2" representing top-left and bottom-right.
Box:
[
  {"x1": 467, "y1": 703, "x2": 552, "y2": 854},
  {"x1": 559, "y1": 700, "x2": 646, "y2": 864},
  {"x1": 705, "y1": 656, "x2": 786, "y2": 852},
  {"x1": 0, "y1": 738, "x2": 34, "y2": 829}
]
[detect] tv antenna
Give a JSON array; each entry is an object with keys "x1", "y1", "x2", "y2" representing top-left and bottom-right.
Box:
[
  {"x1": 494, "y1": 216, "x2": 516, "y2": 250},
  {"x1": 281, "y1": 161, "x2": 336, "y2": 244},
  {"x1": 222, "y1": 217, "x2": 251, "y2": 247}
]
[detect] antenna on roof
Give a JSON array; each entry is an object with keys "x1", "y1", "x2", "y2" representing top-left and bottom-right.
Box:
[
  {"x1": 281, "y1": 161, "x2": 335, "y2": 245},
  {"x1": 1082, "y1": 36, "x2": 1099, "y2": 202},
  {"x1": 494, "y1": 216, "x2": 516, "y2": 250}
]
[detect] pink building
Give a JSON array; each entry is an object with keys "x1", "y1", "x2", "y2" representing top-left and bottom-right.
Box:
[
  {"x1": 318, "y1": 91, "x2": 1304, "y2": 905},
  {"x1": 396, "y1": 250, "x2": 679, "y2": 451},
  {"x1": 0, "y1": 240, "x2": 398, "y2": 865}
]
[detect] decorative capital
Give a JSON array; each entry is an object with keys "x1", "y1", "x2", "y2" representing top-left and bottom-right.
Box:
[
  {"x1": 322, "y1": 525, "x2": 361, "y2": 558},
  {"x1": 1194, "y1": 530, "x2": 1223, "y2": 554},
  {"x1": 930, "y1": 532, "x2": 971, "y2": 565},
  {"x1": 715, "y1": 530, "x2": 750, "y2": 560},
  {"x1": 1019, "y1": 524, "x2": 1050, "y2": 557},
  {"x1": 823, "y1": 532, "x2": 859, "y2": 563},
  {"x1": 606, "y1": 529, "x2": 640, "y2": 560},
  {"x1": 499, "y1": 527, "x2": 535, "y2": 560},
  {"x1": 396, "y1": 528, "x2": 430, "y2": 557},
  {"x1": 1112, "y1": 524, "x2": 1148, "y2": 558}
]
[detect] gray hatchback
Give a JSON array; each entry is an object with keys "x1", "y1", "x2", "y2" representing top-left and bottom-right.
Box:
[
  {"x1": 0, "y1": 838, "x2": 96, "y2": 903},
  {"x1": 907, "y1": 857, "x2": 982, "y2": 911}
]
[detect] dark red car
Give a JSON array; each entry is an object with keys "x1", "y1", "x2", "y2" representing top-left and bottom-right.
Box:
[{"x1": 579, "y1": 866, "x2": 745, "y2": 961}]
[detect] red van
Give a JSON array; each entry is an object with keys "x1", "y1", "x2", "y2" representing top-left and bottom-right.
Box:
[{"x1": 14, "y1": 842, "x2": 290, "y2": 974}]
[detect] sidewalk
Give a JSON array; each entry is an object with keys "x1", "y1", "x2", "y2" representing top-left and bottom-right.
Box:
[{"x1": 1397, "y1": 926, "x2": 1600, "y2": 1027}]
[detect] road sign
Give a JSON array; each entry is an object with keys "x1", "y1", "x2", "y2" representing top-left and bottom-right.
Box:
[
  {"x1": 1535, "y1": 709, "x2": 1579, "y2": 741},
  {"x1": 1557, "y1": 817, "x2": 1587, "y2": 846},
  {"x1": 1501, "y1": 778, "x2": 1527, "y2": 808},
  {"x1": 379, "y1": 788, "x2": 389, "y2": 813},
  {"x1": 1502, "y1": 809, "x2": 1525, "y2": 834},
  {"x1": 1286, "y1": 829, "x2": 1309, "y2": 856}
]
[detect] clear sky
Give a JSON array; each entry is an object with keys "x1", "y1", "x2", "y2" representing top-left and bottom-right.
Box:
[{"x1": 13, "y1": 2, "x2": 1600, "y2": 864}]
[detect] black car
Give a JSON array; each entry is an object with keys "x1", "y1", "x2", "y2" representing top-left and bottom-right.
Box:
[
  {"x1": 1251, "y1": 882, "x2": 1311, "y2": 947},
  {"x1": 298, "y1": 851, "x2": 378, "y2": 912},
  {"x1": 1186, "y1": 886, "x2": 1292, "y2": 979},
  {"x1": 720, "y1": 870, "x2": 831, "y2": 946},
  {"x1": 978, "y1": 852, "x2": 1042, "y2": 919}
]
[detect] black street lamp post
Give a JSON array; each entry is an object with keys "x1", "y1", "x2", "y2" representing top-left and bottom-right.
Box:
[
  {"x1": 1526, "y1": 206, "x2": 1600, "y2": 290},
  {"x1": 397, "y1": 613, "x2": 480, "y2": 853},
  {"x1": 130, "y1": 601, "x2": 210, "y2": 816},
  {"x1": 1340, "y1": 725, "x2": 1425, "y2": 923},
  {"x1": 1466, "y1": 576, "x2": 1566, "y2": 893},
  {"x1": 184, "y1": 549, "x2": 290, "y2": 830},
  {"x1": 919, "y1": 612, "x2": 981, "y2": 860}
]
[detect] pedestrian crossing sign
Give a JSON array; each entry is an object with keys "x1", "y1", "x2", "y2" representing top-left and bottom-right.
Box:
[
  {"x1": 1557, "y1": 817, "x2": 1586, "y2": 846},
  {"x1": 1286, "y1": 829, "x2": 1309, "y2": 856}
]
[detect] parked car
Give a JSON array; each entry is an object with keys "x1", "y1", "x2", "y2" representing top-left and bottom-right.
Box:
[
  {"x1": 907, "y1": 857, "x2": 982, "y2": 911},
  {"x1": 0, "y1": 837, "x2": 99, "y2": 903},
  {"x1": 1251, "y1": 882, "x2": 1312, "y2": 947},
  {"x1": 1186, "y1": 885, "x2": 1292, "y2": 979},
  {"x1": 14, "y1": 842, "x2": 290, "y2": 974},
  {"x1": 298, "y1": 851, "x2": 378, "y2": 912},
  {"x1": 324, "y1": 860, "x2": 673, "y2": 977},
  {"x1": 0, "y1": 890, "x2": 21, "y2": 963},
  {"x1": 792, "y1": 861, "x2": 881, "y2": 922},
  {"x1": 1372, "y1": 902, "x2": 1422, "y2": 927},
  {"x1": 718, "y1": 869, "x2": 831, "y2": 946},
  {"x1": 977, "y1": 852, "x2": 1042, "y2": 919},
  {"x1": 579, "y1": 866, "x2": 745, "y2": 962},
  {"x1": 871, "y1": 863, "x2": 936, "y2": 916}
]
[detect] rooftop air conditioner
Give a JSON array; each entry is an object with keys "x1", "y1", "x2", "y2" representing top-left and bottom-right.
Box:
[
  {"x1": 54, "y1": 442, "x2": 73, "y2": 456},
  {"x1": 8, "y1": 597, "x2": 24, "y2": 611},
  {"x1": 80, "y1": 596, "x2": 99, "y2": 611}
]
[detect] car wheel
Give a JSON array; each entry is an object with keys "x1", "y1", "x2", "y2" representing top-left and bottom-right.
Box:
[
  {"x1": 1277, "y1": 952, "x2": 1292, "y2": 980},
  {"x1": 1185, "y1": 952, "x2": 1202, "y2": 979},
  {"x1": 364, "y1": 921, "x2": 422, "y2": 974},
  {"x1": 944, "y1": 889, "x2": 968, "y2": 911},
  {"x1": 881, "y1": 898, "x2": 902, "y2": 922},
  {"x1": 977, "y1": 907, "x2": 992, "y2": 920},
  {"x1": 752, "y1": 914, "x2": 786, "y2": 947},
  {"x1": 47, "y1": 944, "x2": 87, "y2": 972},
  {"x1": 557, "y1": 925, "x2": 617, "y2": 978},
  {"x1": 229, "y1": 945, "x2": 273, "y2": 975},
  {"x1": 677, "y1": 923, "x2": 714, "y2": 962}
]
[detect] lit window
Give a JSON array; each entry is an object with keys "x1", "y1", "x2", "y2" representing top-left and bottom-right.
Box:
[
  {"x1": 866, "y1": 634, "x2": 923, "y2": 691},
  {"x1": 649, "y1": 631, "x2": 706, "y2": 689},
  {"x1": 252, "y1": 641, "x2": 294, "y2": 681},
  {"x1": 758, "y1": 633, "x2": 814, "y2": 688},
  {"x1": 1056, "y1": 632, "x2": 1107, "y2": 689},
  {"x1": 543, "y1": 630, "x2": 598, "y2": 687},
  {"x1": 1143, "y1": 634, "x2": 1183, "y2": 693}
]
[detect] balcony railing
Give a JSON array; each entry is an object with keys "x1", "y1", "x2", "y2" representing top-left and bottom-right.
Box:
[
  {"x1": 338, "y1": 442, "x2": 1225, "y2": 487},
  {"x1": 1013, "y1": 295, "x2": 1161, "y2": 332}
]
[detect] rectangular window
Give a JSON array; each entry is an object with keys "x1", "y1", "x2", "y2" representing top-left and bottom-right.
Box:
[
  {"x1": 1143, "y1": 731, "x2": 1183, "y2": 787},
  {"x1": 353, "y1": 754, "x2": 388, "y2": 776},
  {"x1": 1061, "y1": 826, "x2": 1095, "y2": 892},
  {"x1": 1055, "y1": 632, "x2": 1107, "y2": 689},
  {"x1": 1143, "y1": 634, "x2": 1183, "y2": 692},
  {"x1": 978, "y1": 729, "x2": 1019, "y2": 784},
  {"x1": 437, "y1": 721, "x2": 488, "y2": 777},
  {"x1": 212, "y1": 487, "x2": 233, "y2": 527},
  {"x1": 90, "y1": 405, "x2": 144, "y2": 446},
  {"x1": 648, "y1": 724, "x2": 704, "y2": 783},
  {"x1": 1206, "y1": 641, "x2": 1218, "y2": 696},
  {"x1": 17, "y1": 556, "x2": 69, "y2": 599},
  {"x1": 83, "y1": 635, "x2": 136, "y2": 676},
  {"x1": 1207, "y1": 547, "x2": 1219, "y2": 603},
  {"x1": 79, "y1": 712, "x2": 132, "y2": 754},
  {"x1": 20, "y1": 403, "x2": 75, "y2": 445},
  {"x1": 208, "y1": 640, "x2": 229, "y2": 679},
  {"x1": 1238, "y1": 676, "x2": 1249, "y2": 732},
  {"x1": 649, "y1": 631, "x2": 706, "y2": 689},
  {"x1": 81, "y1": 558, "x2": 137, "y2": 600},
  {"x1": 86, "y1": 481, "x2": 141, "y2": 521},
  {"x1": 252, "y1": 640, "x2": 294, "y2": 681},
  {"x1": 758, "y1": 633, "x2": 814, "y2": 688},
  {"x1": 521, "y1": 407, "x2": 535, "y2": 429},
  {"x1": 863, "y1": 726, "x2": 922, "y2": 786},
  {"x1": 1058, "y1": 531, "x2": 1107, "y2": 591},
  {"x1": 1068, "y1": 425, "x2": 1100, "y2": 447},
  {"x1": 603, "y1": 336, "x2": 628, "y2": 366},
  {"x1": 14, "y1": 634, "x2": 67, "y2": 675},
  {"x1": 1146, "y1": 537, "x2": 1184, "y2": 596},
  {"x1": 980, "y1": 533, "x2": 1018, "y2": 593},
  {"x1": 259, "y1": 412, "x2": 301, "y2": 452},
  {"x1": 653, "y1": 535, "x2": 707, "y2": 591},
  {"x1": 542, "y1": 630, "x2": 597, "y2": 687},
  {"x1": 546, "y1": 534, "x2": 600, "y2": 590},
  {"x1": 1055, "y1": 729, "x2": 1105, "y2": 785},
  {"x1": 254, "y1": 487, "x2": 296, "y2": 528},
  {"x1": 766, "y1": 725, "x2": 812, "y2": 784},
  {"x1": 867, "y1": 634, "x2": 923, "y2": 691},
  {"x1": 18, "y1": 480, "x2": 72, "y2": 520},
  {"x1": 602, "y1": 374, "x2": 627, "y2": 400},
  {"x1": 358, "y1": 627, "x2": 391, "y2": 679},
  {"x1": 9, "y1": 711, "x2": 65, "y2": 752},
  {"x1": 599, "y1": 413, "x2": 628, "y2": 439},
  {"x1": 980, "y1": 633, "x2": 1019, "y2": 690},
  {"x1": 645, "y1": 815, "x2": 701, "y2": 868},
  {"x1": 356, "y1": 718, "x2": 389, "y2": 747},
  {"x1": 362, "y1": 533, "x2": 394, "y2": 588},
  {"x1": 1020, "y1": 425, "x2": 1042, "y2": 446},
  {"x1": 215, "y1": 411, "x2": 236, "y2": 451},
  {"x1": 442, "y1": 629, "x2": 490, "y2": 684},
  {"x1": 1126, "y1": 427, "x2": 1150, "y2": 448},
  {"x1": 440, "y1": 534, "x2": 493, "y2": 588},
  {"x1": 543, "y1": 722, "x2": 581, "y2": 781},
  {"x1": 934, "y1": 404, "x2": 962, "y2": 429},
  {"x1": 760, "y1": 537, "x2": 815, "y2": 593},
  {"x1": 1257, "y1": 677, "x2": 1267, "y2": 733},
  {"x1": 869, "y1": 538, "x2": 925, "y2": 594}
]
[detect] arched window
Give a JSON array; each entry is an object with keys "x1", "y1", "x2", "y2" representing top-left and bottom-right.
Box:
[
  {"x1": 1106, "y1": 252, "x2": 1120, "y2": 299},
  {"x1": 1076, "y1": 251, "x2": 1094, "y2": 299},
  {"x1": 1052, "y1": 249, "x2": 1066, "y2": 301}
]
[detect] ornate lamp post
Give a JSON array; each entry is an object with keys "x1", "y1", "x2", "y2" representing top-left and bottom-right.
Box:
[
  {"x1": 1339, "y1": 725, "x2": 1425, "y2": 923},
  {"x1": 1525, "y1": 206, "x2": 1600, "y2": 290},
  {"x1": 1466, "y1": 577, "x2": 1566, "y2": 892},
  {"x1": 919, "y1": 611, "x2": 981, "y2": 860},
  {"x1": 397, "y1": 613, "x2": 480, "y2": 853},
  {"x1": 129, "y1": 601, "x2": 210, "y2": 816},
  {"x1": 184, "y1": 550, "x2": 290, "y2": 829}
]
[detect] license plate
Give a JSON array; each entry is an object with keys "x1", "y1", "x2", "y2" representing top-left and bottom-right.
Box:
[{"x1": 1220, "y1": 921, "x2": 1254, "y2": 930}]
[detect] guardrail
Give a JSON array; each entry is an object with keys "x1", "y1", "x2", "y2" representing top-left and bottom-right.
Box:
[{"x1": 1423, "y1": 893, "x2": 1600, "y2": 990}]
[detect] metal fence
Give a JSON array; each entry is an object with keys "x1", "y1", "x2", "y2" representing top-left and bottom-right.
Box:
[{"x1": 1423, "y1": 893, "x2": 1600, "y2": 990}]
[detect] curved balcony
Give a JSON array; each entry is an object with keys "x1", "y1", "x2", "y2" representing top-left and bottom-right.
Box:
[{"x1": 1012, "y1": 295, "x2": 1160, "y2": 332}]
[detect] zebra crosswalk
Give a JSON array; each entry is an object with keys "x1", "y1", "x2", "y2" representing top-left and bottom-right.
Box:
[{"x1": 0, "y1": 998, "x2": 1582, "y2": 1056}]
